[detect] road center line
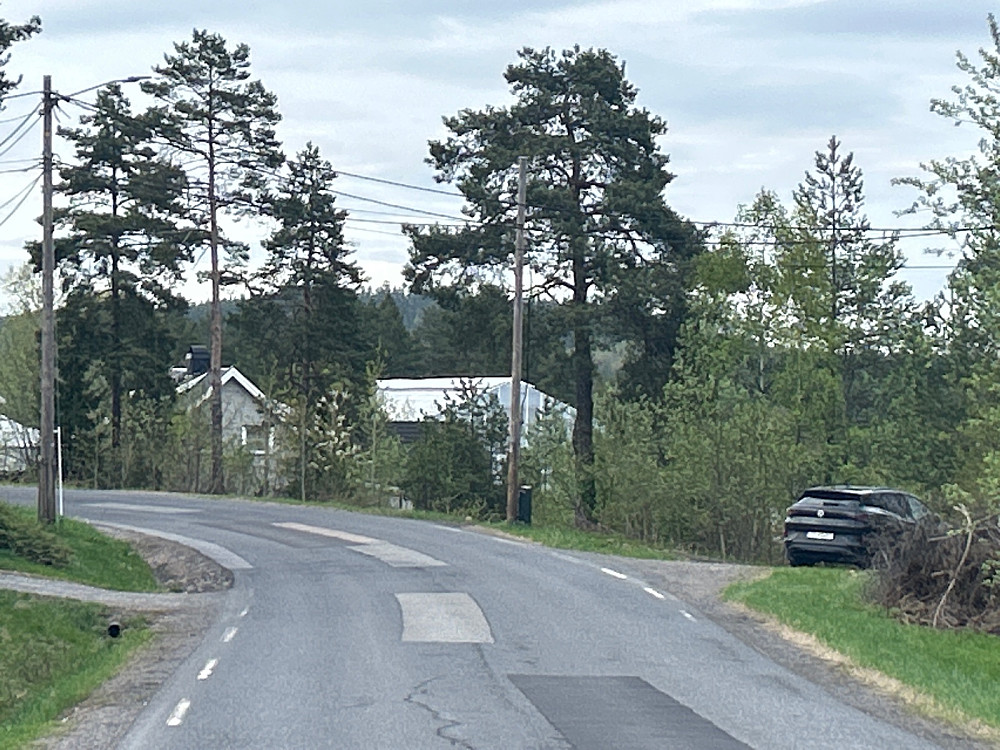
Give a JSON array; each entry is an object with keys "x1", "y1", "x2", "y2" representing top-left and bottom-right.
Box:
[
  {"x1": 643, "y1": 586, "x2": 666, "y2": 600},
  {"x1": 166, "y1": 699, "x2": 191, "y2": 727},
  {"x1": 272, "y1": 522, "x2": 376, "y2": 544},
  {"x1": 222, "y1": 627, "x2": 238, "y2": 643},
  {"x1": 197, "y1": 659, "x2": 218, "y2": 680},
  {"x1": 601, "y1": 567, "x2": 628, "y2": 580},
  {"x1": 680, "y1": 610, "x2": 697, "y2": 621}
]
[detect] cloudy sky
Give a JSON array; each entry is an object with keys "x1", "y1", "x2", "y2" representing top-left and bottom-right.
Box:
[{"x1": 0, "y1": 0, "x2": 996, "y2": 303}]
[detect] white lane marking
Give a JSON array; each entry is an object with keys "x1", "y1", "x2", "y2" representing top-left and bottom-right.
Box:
[
  {"x1": 348, "y1": 541, "x2": 446, "y2": 568},
  {"x1": 549, "y1": 551, "x2": 585, "y2": 565},
  {"x1": 197, "y1": 659, "x2": 218, "y2": 680},
  {"x1": 433, "y1": 524, "x2": 463, "y2": 533},
  {"x1": 98, "y1": 523, "x2": 252, "y2": 570},
  {"x1": 166, "y1": 699, "x2": 191, "y2": 727},
  {"x1": 601, "y1": 567, "x2": 628, "y2": 580},
  {"x1": 239, "y1": 608, "x2": 249, "y2": 618},
  {"x1": 273, "y1": 522, "x2": 376, "y2": 545},
  {"x1": 275, "y1": 521, "x2": 447, "y2": 568},
  {"x1": 643, "y1": 587, "x2": 666, "y2": 600},
  {"x1": 222, "y1": 627, "x2": 238, "y2": 643},
  {"x1": 680, "y1": 610, "x2": 696, "y2": 621},
  {"x1": 487, "y1": 535, "x2": 527, "y2": 547},
  {"x1": 83, "y1": 502, "x2": 198, "y2": 514},
  {"x1": 396, "y1": 593, "x2": 494, "y2": 643}
]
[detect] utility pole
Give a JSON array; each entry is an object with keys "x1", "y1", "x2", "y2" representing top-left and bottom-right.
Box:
[
  {"x1": 506, "y1": 156, "x2": 528, "y2": 523},
  {"x1": 38, "y1": 74, "x2": 56, "y2": 524}
]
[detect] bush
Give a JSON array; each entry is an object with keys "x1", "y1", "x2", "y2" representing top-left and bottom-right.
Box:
[
  {"x1": 0, "y1": 503, "x2": 73, "y2": 567},
  {"x1": 868, "y1": 507, "x2": 1000, "y2": 634}
]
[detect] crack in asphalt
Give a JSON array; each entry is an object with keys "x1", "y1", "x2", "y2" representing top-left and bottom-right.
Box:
[{"x1": 404, "y1": 676, "x2": 478, "y2": 750}]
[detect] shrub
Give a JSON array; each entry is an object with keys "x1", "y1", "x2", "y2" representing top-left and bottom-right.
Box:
[{"x1": 0, "y1": 503, "x2": 72, "y2": 567}]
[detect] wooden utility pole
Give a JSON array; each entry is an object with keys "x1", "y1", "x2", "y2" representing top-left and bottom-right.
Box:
[
  {"x1": 506, "y1": 157, "x2": 528, "y2": 522},
  {"x1": 38, "y1": 74, "x2": 56, "y2": 523}
]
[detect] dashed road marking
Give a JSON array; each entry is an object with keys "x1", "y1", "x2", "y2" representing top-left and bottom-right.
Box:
[
  {"x1": 273, "y1": 522, "x2": 376, "y2": 544},
  {"x1": 643, "y1": 586, "x2": 666, "y2": 600},
  {"x1": 197, "y1": 659, "x2": 218, "y2": 680},
  {"x1": 680, "y1": 610, "x2": 696, "y2": 621},
  {"x1": 166, "y1": 699, "x2": 191, "y2": 727},
  {"x1": 601, "y1": 567, "x2": 628, "y2": 580},
  {"x1": 222, "y1": 627, "x2": 238, "y2": 643}
]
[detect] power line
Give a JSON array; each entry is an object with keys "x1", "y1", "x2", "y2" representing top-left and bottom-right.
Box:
[
  {"x1": 334, "y1": 169, "x2": 463, "y2": 198},
  {"x1": 0, "y1": 173, "x2": 41, "y2": 230}
]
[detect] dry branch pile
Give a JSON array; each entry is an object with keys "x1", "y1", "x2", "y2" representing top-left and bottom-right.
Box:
[{"x1": 868, "y1": 509, "x2": 1000, "y2": 634}]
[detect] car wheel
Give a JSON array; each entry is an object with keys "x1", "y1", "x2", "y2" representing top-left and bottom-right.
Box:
[{"x1": 785, "y1": 549, "x2": 811, "y2": 567}]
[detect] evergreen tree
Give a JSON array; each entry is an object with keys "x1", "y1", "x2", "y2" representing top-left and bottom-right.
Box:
[
  {"x1": 0, "y1": 8, "x2": 39, "y2": 103},
  {"x1": 406, "y1": 46, "x2": 698, "y2": 524},
  {"x1": 233, "y1": 142, "x2": 364, "y2": 500},
  {"x1": 54, "y1": 83, "x2": 196, "y2": 457},
  {"x1": 143, "y1": 30, "x2": 283, "y2": 493}
]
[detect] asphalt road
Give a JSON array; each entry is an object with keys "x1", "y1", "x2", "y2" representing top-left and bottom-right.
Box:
[{"x1": 1, "y1": 487, "x2": 957, "y2": 749}]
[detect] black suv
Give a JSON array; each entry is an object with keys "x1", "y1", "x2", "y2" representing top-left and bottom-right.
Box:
[{"x1": 782, "y1": 485, "x2": 931, "y2": 567}]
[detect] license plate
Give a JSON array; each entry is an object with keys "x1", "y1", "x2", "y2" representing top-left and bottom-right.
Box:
[{"x1": 806, "y1": 531, "x2": 834, "y2": 541}]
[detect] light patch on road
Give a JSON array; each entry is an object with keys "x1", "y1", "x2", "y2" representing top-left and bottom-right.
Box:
[
  {"x1": 601, "y1": 567, "x2": 628, "y2": 580},
  {"x1": 273, "y1": 522, "x2": 376, "y2": 545},
  {"x1": 643, "y1": 587, "x2": 666, "y2": 600},
  {"x1": 98, "y1": 523, "x2": 253, "y2": 570},
  {"x1": 274, "y1": 522, "x2": 447, "y2": 567},
  {"x1": 83, "y1": 502, "x2": 198, "y2": 514},
  {"x1": 348, "y1": 541, "x2": 446, "y2": 568},
  {"x1": 681, "y1": 610, "x2": 697, "y2": 621},
  {"x1": 197, "y1": 659, "x2": 218, "y2": 680},
  {"x1": 222, "y1": 627, "x2": 238, "y2": 643},
  {"x1": 396, "y1": 593, "x2": 494, "y2": 643},
  {"x1": 166, "y1": 699, "x2": 191, "y2": 727}
]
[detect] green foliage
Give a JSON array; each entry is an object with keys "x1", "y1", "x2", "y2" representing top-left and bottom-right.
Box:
[
  {"x1": 0, "y1": 308, "x2": 39, "y2": 429},
  {"x1": 0, "y1": 9, "x2": 40, "y2": 103},
  {"x1": 407, "y1": 46, "x2": 701, "y2": 524},
  {"x1": 401, "y1": 381, "x2": 508, "y2": 517},
  {"x1": 0, "y1": 591, "x2": 148, "y2": 749},
  {"x1": 0, "y1": 503, "x2": 70, "y2": 567},
  {"x1": 0, "y1": 503, "x2": 158, "y2": 591},
  {"x1": 520, "y1": 401, "x2": 576, "y2": 526}
]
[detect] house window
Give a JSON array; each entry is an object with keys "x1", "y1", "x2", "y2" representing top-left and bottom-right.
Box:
[{"x1": 243, "y1": 424, "x2": 270, "y2": 454}]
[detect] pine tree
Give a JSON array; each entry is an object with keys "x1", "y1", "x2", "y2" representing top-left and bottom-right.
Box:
[
  {"x1": 54, "y1": 83, "x2": 196, "y2": 455},
  {"x1": 143, "y1": 30, "x2": 283, "y2": 493},
  {"x1": 406, "y1": 46, "x2": 699, "y2": 524}
]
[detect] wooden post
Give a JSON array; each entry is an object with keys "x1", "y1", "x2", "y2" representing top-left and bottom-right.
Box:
[{"x1": 506, "y1": 157, "x2": 528, "y2": 522}]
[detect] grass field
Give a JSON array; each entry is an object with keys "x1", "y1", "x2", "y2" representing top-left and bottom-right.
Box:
[{"x1": 724, "y1": 567, "x2": 1000, "y2": 736}]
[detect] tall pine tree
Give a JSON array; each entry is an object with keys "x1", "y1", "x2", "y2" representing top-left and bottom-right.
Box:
[{"x1": 143, "y1": 30, "x2": 283, "y2": 493}]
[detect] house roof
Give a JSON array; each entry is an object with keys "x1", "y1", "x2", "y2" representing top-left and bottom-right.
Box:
[
  {"x1": 376, "y1": 376, "x2": 571, "y2": 430},
  {"x1": 176, "y1": 366, "x2": 270, "y2": 407}
]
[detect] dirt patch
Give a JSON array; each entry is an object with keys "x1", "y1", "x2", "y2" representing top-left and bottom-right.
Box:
[{"x1": 97, "y1": 525, "x2": 234, "y2": 594}]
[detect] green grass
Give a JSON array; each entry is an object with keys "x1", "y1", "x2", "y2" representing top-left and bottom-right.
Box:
[
  {"x1": 0, "y1": 504, "x2": 159, "y2": 592},
  {"x1": 724, "y1": 567, "x2": 1000, "y2": 732},
  {"x1": 0, "y1": 590, "x2": 150, "y2": 750},
  {"x1": 482, "y1": 521, "x2": 676, "y2": 559}
]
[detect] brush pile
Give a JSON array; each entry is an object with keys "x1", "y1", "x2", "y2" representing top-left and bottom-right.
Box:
[{"x1": 868, "y1": 506, "x2": 1000, "y2": 634}]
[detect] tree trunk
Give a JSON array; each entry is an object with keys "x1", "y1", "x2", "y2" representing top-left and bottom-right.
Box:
[
  {"x1": 207, "y1": 120, "x2": 225, "y2": 495},
  {"x1": 571, "y1": 258, "x2": 596, "y2": 526}
]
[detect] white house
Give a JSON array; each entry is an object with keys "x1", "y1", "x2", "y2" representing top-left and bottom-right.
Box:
[
  {"x1": 376, "y1": 376, "x2": 572, "y2": 442},
  {"x1": 0, "y1": 397, "x2": 37, "y2": 474}
]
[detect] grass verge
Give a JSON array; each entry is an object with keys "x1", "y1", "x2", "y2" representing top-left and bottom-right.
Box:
[
  {"x1": 0, "y1": 503, "x2": 159, "y2": 592},
  {"x1": 724, "y1": 567, "x2": 1000, "y2": 735},
  {"x1": 0, "y1": 590, "x2": 150, "y2": 750},
  {"x1": 482, "y1": 521, "x2": 676, "y2": 559}
]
